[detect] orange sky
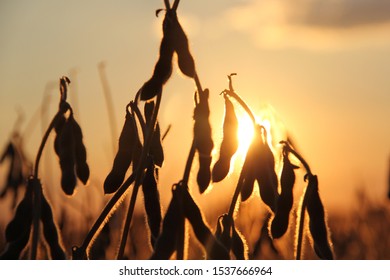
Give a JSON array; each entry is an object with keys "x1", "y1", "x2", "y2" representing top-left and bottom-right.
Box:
[{"x1": 1, "y1": 0, "x2": 390, "y2": 213}]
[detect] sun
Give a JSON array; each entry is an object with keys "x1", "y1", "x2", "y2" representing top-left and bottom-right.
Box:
[{"x1": 236, "y1": 112, "x2": 255, "y2": 156}]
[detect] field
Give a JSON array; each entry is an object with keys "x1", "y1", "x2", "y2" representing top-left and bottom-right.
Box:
[{"x1": 1, "y1": 0, "x2": 389, "y2": 260}]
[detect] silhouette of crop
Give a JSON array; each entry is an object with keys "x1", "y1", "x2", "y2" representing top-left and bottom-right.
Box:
[
  {"x1": 212, "y1": 92, "x2": 239, "y2": 183},
  {"x1": 1, "y1": 77, "x2": 89, "y2": 259},
  {"x1": 0, "y1": 0, "x2": 337, "y2": 260}
]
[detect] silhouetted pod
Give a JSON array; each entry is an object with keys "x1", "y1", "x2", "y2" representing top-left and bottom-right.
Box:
[
  {"x1": 141, "y1": 79, "x2": 163, "y2": 102},
  {"x1": 240, "y1": 128, "x2": 262, "y2": 202},
  {"x1": 197, "y1": 155, "x2": 212, "y2": 194},
  {"x1": 4, "y1": 178, "x2": 33, "y2": 243},
  {"x1": 41, "y1": 194, "x2": 66, "y2": 259},
  {"x1": 212, "y1": 95, "x2": 239, "y2": 182},
  {"x1": 67, "y1": 114, "x2": 90, "y2": 185},
  {"x1": 0, "y1": 225, "x2": 31, "y2": 260},
  {"x1": 142, "y1": 158, "x2": 162, "y2": 248},
  {"x1": 169, "y1": 10, "x2": 195, "y2": 78},
  {"x1": 271, "y1": 153, "x2": 298, "y2": 239},
  {"x1": 306, "y1": 174, "x2": 334, "y2": 260},
  {"x1": 193, "y1": 89, "x2": 214, "y2": 193},
  {"x1": 1, "y1": 177, "x2": 34, "y2": 259},
  {"x1": 212, "y1": 160, "x2": 229, "y2": 184},
  {"x1": 150, "y1": 185, "x2": 183, "y2": 260},
  {"x1": 144, "y1": 102, "x2": 164, "y2": 167},
  {"x1": 53, "y1": 114, "x2": 66, "y2": 157},
  {"x1": 57, "y1": 118, "x2": 77, "y2": 195},
  {"x1": 193, "y1": 89, "x2": 213, "y2": 154},
  {"x1": 255, "y1": 126, "x2": 278, "y2": 212},
  {"x1": 177, "y1": 184, "x2": 229, "y2": 260},
  {"x1": 104, "y1": 108, "x2": 137, "y2": 194},
  {"x1": 140, "y1": 10, "x2": 174, "y2": 100}
]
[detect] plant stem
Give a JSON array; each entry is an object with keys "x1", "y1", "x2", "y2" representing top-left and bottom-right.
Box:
[
  {"x1": 172, "y1": 0, "x2": 180, "y2": 11},
  {"x1": 279, "y1": 141, "x2": 313, "y2": 260},
  {"x1": 34, "y1": 109, "x2": 66, "y2": 179},
  {"x1": 295, "y1": 186, "x2": 310, "y2": 260},
  {"x1": 164, "y1": 0, "x2": 171, "y2": 10},
  {"x1": 31, "y1": 105, "x2": 68, "y2": 259},
  {"x1": 129, "y1": 102, "x2": 146, "y2": 136},
  {"x1": 182, "y1": 140, "x2": 196, "y2": 185},
  {"x1": 224, "y1": 90, "x2": 256, "y2": 125},
  {"x1": 194, "y1": 73, "x2": 203, "y2": 94},
  {"x1": 75, "y1": 172, "x2": 136, "y2": 259},
  {"x1": 174, "y1": 71, "x2": 204, "y2": 260},
  {"x1": 116, "y1": 91, "x2": 163, "y2": 260},
  {"x1": 227, "y1": 165, "x2": 247, "y2": 219},
  {"x1": 174, "y1": 140, "x2": 196, "y2": 261},
  {"x1": 281, "y1": 141, "x2": 312, "y2": 176}
]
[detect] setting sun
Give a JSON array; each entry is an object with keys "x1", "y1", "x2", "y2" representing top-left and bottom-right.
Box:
[{"x1": 236, "y1": 111, "x2": 255, "y2": 156}]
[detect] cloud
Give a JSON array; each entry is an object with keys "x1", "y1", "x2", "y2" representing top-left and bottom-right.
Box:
[{"x1": 224, "y1": 0, "x2": 390, "y2": 50}]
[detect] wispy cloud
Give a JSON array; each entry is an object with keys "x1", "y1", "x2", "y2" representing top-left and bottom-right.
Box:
[{"x1": 224, "y1": 0, "x2": 390, "y2": 50}]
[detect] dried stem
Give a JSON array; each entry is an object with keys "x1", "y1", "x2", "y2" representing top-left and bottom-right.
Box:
[
  {"x1": 295, "y1": 187, "x2": 310, "y2": 260},
  {"x1": 31, "y1": 104, "x2": 69, "y2": 259},
  {"x1": 175, "y1": 71, "x2": 204, "y2": 260},
  {"x1": 280, "y1": 141, "x2": 312, "y2": 176},
  {"x1": 75, "y1": 172, "x2": 136, "y2": 259},
  {"x1": 164, "y1": 0, "x2": 171, "y2": 10},
  {"x1": 227, "y1": 166, "x2": 247, "y2": 219},
  {"x1": 98, "y1": 62, "x2": 118, "y2": 156},
  {"x1": 172, "y1": 0, "x2": 180, "y2": 11},
  {"x1": 33, "y1": 107, "x2": 68, "y2": 179},
  {"x1": 222, "y1": 75, "x2": 256, "y2": 126},
  {"x1": 175, "y1": 140, "x2": 195, "y2": 260},
  {"x1": 279, "y1": 141, "x2": 313, "y2": 260},
  {"x1": 129, "y1": 101, "x2": 146, "y2": 136},
  {"x1": 182, "y1": 140, "x2": 196, "y2": 186}
]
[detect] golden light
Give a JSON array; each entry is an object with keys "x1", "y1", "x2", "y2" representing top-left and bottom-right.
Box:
[{"x1": 236, "y1": 112, "x2": 255, "y2": 156}]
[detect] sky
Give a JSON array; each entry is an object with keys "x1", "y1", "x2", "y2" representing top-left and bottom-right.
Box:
[{"x1": 1, "y1": 0, "x2": 390, "y2": 214}]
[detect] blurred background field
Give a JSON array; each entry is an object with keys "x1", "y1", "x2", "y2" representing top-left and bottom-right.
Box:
[{"x1": 1, "y1": 168, "x2": 389, "y2": 259}]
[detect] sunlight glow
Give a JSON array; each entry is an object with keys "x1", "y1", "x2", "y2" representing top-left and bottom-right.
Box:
[{"x1": 237, "y1": 113, "x2": 255, "y2": 156}]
